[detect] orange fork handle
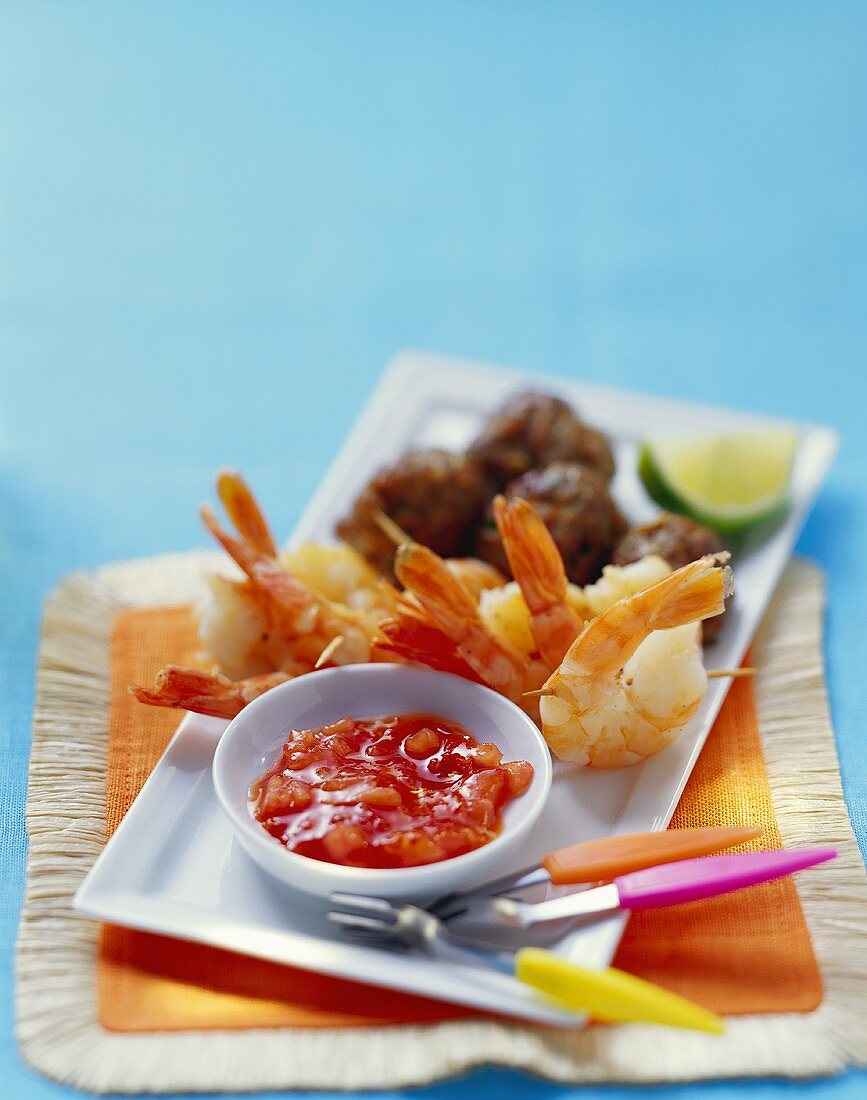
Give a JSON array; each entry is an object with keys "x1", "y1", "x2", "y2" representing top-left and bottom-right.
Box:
[{"x1": 541, "y1": 825, "x2": 763, "y2": 886}]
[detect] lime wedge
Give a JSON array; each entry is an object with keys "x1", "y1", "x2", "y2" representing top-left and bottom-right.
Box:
[{"x1": 638, "y1": 430, "x2": 797, "y2": 535}]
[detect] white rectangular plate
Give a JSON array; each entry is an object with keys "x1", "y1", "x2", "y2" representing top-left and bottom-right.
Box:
[{"x1": 74, "y1": 351, "x2": 838, "y2": 1024}]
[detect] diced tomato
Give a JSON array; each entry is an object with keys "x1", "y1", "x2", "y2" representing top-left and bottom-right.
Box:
[
  {"x1": 323, "y1": 823, "x2": 366, "y2": 862},
  {"x1": 258, "y1": 775, "x2": 313, "y2": 817},
  {"x1": 461, "y1": 769, "x2": 506, "y2": 803},
  {"x1": 503, "y1": 760, "x2": 534, "y2": 795},
  {"x1": 465, "y1": 797, "x2": 497, "y2": 829},
  {"x1": 403, "y1": 727, "x2": 440, "y2": 757},
  {"x1": 320, "y1": 775, "x2": 358, "y2": 791},
  {"x1": 384, "y1": 832, "x2": 446, "y2": 866},
  {"x1": 472, "y1": 742, "x2": 503, "y2": 767},
  {"x1": 359, "y1": 786, "x2": 402, "y2": 808}
]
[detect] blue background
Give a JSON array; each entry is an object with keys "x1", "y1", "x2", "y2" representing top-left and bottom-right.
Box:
[{"x1": 1, "y1": 1, "x2": 864, "y2": 1097}]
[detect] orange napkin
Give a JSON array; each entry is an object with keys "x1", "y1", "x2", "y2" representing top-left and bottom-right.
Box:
[{"x1": 99, "y1": 606, "x2": 822, "y2": 1031}]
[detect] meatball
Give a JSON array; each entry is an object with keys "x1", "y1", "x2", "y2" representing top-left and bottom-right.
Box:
[
  {"x1": 613, "y1": 512, "x2": 728, "y2": 643},
  {"x1": 468, "y1": 390, "x2": 616, "y2": 488},
  {"x1": 474, "y1": 462, "x2": 628, "y2": 585},
  {"x1": 336, "y1": 448, "x2": 487, "y2": 578}
]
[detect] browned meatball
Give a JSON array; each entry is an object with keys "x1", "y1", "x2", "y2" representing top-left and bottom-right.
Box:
[
  {"x1": 474, "y1": 462, "x2": 628, "y2": 585},
  {"x1": 468, "y1": 390, "x2": 616, "y2": 488},
  {"x1": 613, "y1": 512, "x2": 728, "y2": 642},
  {"x1": 336, "y1": 448, "x2": 487, "y2": 577}
]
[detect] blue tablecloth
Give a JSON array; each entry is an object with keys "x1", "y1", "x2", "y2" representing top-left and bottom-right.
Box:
[{"x1": 1, "y1": 2, "x2": 865, "y2": 1097}]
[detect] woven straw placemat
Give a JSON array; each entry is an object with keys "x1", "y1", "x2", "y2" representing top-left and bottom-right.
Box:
[{"x1": 15, "y1": 553, "x2": 867, "y2": 1092}]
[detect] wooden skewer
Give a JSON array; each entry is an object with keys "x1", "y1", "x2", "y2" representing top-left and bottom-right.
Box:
[
  {"x1": 315, "y1": 635, "x2": 345, "y2": 669},
  {"x1": 373, "y1": 509, "x2": 412, "y2": 546},
  {"x1": 524, "y1": 669, "x2": 755, "y2": 696}
]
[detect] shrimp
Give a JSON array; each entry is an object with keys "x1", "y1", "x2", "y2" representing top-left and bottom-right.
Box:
[
  {"x1": 137, "y1": 472, "x2": 402, "y2": 718},
  {"x1": 386, "y1": 497, "x2": 573, "y2": 681},
  {"x1": 539, "y1": 555, "x2": 732, "y2": 767},
  {"x1": 199, "y1": 545, "x2": 398, "y2": 679},
  {"x1": 478, "y1": 498, "x2": 671, "y2": 664},
  {"x1": 370, "y1": 501, "x2": 506, "y2": 603},
  {"x1": 215, "y1": 467, "x2": 278, "y2": 557},
  {"x1": 132, "y1": 666, "x2": 294, "y2": 719},
  {"x1": 492, "y1": 495, "x2": 584, "y2": 667},
  {"x1": 444, "y1": 558, "x2": 508, "y2": 602},
  {"x1": 391, "y1": 505, "x2": 665, "y2": 709},
  {"x1": 197, "y1": 574, "x2": 276, "y2": 680},
  {"x1": 197, "y1": 470, "x2": 385, "y2": 678},
  {"x1": 394, "y1": 542, "x2": 530, "y2": 701},
  {"x1": 217, "y1": 467, "x2": 400, "y2": 618},
  {"x1": 372, "y1": 601, "x2": 487, "y2": 683},
  {"x1": 201, "y1": 502, "x2": 378, "y2": 669}
]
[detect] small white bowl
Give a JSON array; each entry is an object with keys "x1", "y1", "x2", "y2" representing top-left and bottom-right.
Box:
[{"x1": 213, "y1": 664, "x2": 552, "y2": 901}]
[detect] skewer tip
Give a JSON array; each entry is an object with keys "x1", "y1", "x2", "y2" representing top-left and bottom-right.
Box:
[
  {"x1": 315, "y1": 635, "x2": 346, "y2": 669},
  {"x1": 373, "y1": 509, "x2": 411, "y2": 546}
]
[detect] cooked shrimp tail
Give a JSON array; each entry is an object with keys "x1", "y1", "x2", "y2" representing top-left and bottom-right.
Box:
[
  {"x1": 493, "y1": 495, "x2": 583, "y2": 667},
  {"x1": 373, "y1": 606, "x2": 486, "y2": 683},
  {"x1": 578, "y1": 554, "x2": 731, "y2": 676},
  {"x1": 199, "y1": 484, "x2": 382, "y2": 678},
  {"x1": 132, "y1": 666, "x2": 292, "y2": 719},
  {"x1": 201, "y1": 502, "x2": 326, "y2": 628},
  {"x1": 642, "y1": 552, "x2": 732, "y2": 631},
  {"x1": 395, "y1": 542, "x2": 526, "y2": 697},
  {"x1": 200, "y1": 502, "x2": 264, "y2": 578},
  {"x1": 540, "y1": 555, "x2": 733, "y2": 768},
  {"x1": 215, "y1": 468, "x2": 278, "y2": 557}
]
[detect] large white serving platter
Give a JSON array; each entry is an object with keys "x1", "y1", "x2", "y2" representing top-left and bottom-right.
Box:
[{"x1": 74, "y1": 351, "x2": 838, "y2": 1024}]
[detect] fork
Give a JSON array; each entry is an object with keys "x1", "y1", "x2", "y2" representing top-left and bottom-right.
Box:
[
  {"x1": 328, "y1": 893, "x2": 723, "y2": 1032},
  {"x1": 434, "y1": 825, "x2": 764, "y2": 914},
  {"x1": 440, "y1": 847, "x2": 837, "y2": 932}
]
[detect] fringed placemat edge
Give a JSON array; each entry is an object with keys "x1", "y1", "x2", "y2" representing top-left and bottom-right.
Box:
[
  {"x1": 14, "y1": 552, "x2": 867, "y2": 1093},
  {"x1": 750, "y1": 559, "x2": 867, "y2": 1072}
]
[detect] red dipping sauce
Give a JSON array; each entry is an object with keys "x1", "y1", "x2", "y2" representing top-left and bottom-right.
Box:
[{"x1": 250, "y1": 713, "x2": 533, "y2": 869}]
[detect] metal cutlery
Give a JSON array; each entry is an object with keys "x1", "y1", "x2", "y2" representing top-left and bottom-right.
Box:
[
  {"x1": 328, "y1": 892, "x2": 723, "y2": 1032},
  {"x1": 435, "y1": 824, "x2": 764, "y2": 917},
  {"x1": 326, "y1": 837, "x2": 836, "y2": 1032},
  {"x1": 443, "y1": 847, "x2": 837, "y2": 931}
]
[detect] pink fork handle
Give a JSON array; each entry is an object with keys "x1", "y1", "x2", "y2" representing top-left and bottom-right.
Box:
[{"x1": 615, "y1": 848, "x2": 837, "y2": 910}]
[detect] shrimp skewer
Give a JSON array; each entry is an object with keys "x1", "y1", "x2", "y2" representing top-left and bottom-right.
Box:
[
  {"x1": 200, "y1": 486, "x2": 380, "y2": 669},
  {"x1": 132, "y1": 667, "x2": 294, "y2": 719},
  {"x1": 135, "y1": 472, "x2": 399, "y2": 718},
  {"x1": 540, "y1": 555, "x2": 732, "y2": 767},
  {"x1": 212, "y1": 469, "x2": 400, "y2": 624},
  {"x1": 391, "y1": 502, "x2": 675, "y2": 713},
  {"x1": 394, "y1": 542, "x2": 528, "y2": 701},
  {"x1": 373, "y1": 504, "x2": 507, "y2": 603},
  {"x1": 492, "y1": 494, "x2": 584, "y2": 667}
]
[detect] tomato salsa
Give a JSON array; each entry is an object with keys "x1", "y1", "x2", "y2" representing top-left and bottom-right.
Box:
[{"x1": 250, "y1": 713, "x2": 534, "y2": 869}]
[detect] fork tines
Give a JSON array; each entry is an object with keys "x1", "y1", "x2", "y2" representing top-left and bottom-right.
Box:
[
  {"x1": 328, "y1": 892, "x2": 398, "y2": 918},
  {"x1": 327, "y1": 892, "x2": 402, "y2": 944}
]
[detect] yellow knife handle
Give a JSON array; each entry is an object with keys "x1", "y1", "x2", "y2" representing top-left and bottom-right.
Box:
[{"x1": 514, "y1": 947, "x2": 724, "y2": 1033}]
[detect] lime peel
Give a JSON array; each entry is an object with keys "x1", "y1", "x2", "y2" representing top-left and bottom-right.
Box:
[{"x1": 638, "y1": 431, "x2": 797, "y2": 536}]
